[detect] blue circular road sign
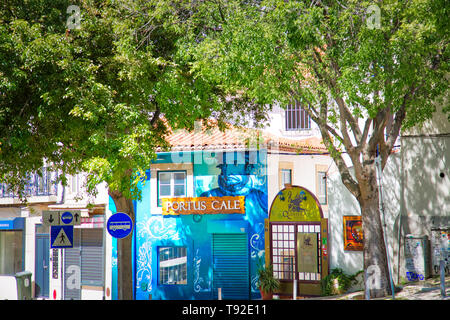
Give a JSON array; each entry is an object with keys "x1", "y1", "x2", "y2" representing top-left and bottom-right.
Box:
[
  {"x1": 107, "y1": 212, "x2": 133, "y2": 238},
  {"x1": 61, "y1": 211, "x2": 73, "y2": 224}
]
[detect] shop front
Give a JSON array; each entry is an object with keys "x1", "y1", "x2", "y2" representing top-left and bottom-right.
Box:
[
  {"x1": 266, "y1": 185, "x2": 328, "y2": 297},
  {"x1": 133, "y1": 150, "x2": 268, "y2": 300},
  {"x1": 0, "y1": 217, "x2": 25, "y2": 275}
]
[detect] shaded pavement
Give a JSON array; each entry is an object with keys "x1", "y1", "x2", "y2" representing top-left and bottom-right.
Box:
[{"x1": 302, "y1": 275, "x2": 450, "y2": 300}]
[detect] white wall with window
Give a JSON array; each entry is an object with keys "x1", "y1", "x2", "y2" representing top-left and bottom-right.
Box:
[
  {"x1": 267, "y1": 154, "x2": 334, "y2": 216},
  {"x1": 261, "y1": 103, "x2": 321, "y2": 139}
]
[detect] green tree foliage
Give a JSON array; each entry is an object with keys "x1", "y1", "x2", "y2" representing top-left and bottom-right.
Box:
[
  {"x1": 182, "y1": 0, "x2": 448, "y2": 298},
  {"x1": 0, "y1": 0, "x2": 269, "y2": 299},
  {"x1": 1, "y1": 0, "x2": 447, "y2": 300},
  {"x1": 0, "y1": 0, "x2": 267, "y2": 198}
]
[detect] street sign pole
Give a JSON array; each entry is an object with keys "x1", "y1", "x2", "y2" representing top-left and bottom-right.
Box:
[{"x1": 440, "y1": 259, "x2": 446, "y2": 298}]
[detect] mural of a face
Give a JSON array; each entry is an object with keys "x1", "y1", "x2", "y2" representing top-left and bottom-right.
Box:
[{"x1": 217, "y1": 163, "x2": 252, "y2": 194}]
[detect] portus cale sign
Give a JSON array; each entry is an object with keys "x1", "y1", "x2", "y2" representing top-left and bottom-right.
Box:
[{"x1": 162, "y1": 196, "x2": 245, "y2": 216}]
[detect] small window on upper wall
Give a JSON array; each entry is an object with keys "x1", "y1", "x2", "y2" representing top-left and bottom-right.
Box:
[
  {"x1": 281, "y1": 169, "x2": 292, "y2": 187},
  {"x1": 157, "y1": 171, "x2": 186, "y2": 206},
  {"x1": 317, "y1": 171, "x2": 327, "y2": 205},
  {"x1": 285, "y1": 101, "x2": 311, "y2": 131}
]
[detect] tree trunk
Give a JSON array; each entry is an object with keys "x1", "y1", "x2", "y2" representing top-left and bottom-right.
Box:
[
  {"x1": 358, "y1": 167, "x2": 392, "y2": 299},
  {"x1": 109, "y1": 189, "x2": 135, "y2": 300}
]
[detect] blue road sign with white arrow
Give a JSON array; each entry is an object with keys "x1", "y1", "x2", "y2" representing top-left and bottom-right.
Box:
[
  {"x1": 107, "y1": 212, "x2": 133, "y2": 238},
  {"x1": 60, "y1": 211, "x2": 73, "y2": 225}
]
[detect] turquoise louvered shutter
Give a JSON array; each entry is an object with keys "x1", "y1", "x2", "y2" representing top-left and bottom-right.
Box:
[{"x1": 212, "y1": 233, "x2": 249, "y2": 300}]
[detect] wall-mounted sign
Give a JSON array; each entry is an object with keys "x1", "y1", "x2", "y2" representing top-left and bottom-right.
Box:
[
  {"x1": 162, "y1": 196, "x2": 245, "y2": 216},
  {"x1": 42, "y1": 210, "x2": 81, "y2": 226},
  {"x1": 51, "y1": 225, "x2": 74, "y2": 248},
  {"x1": 52, "y1": 249, "x2": 59, "y2": 279},
  {"x1": 343, "y1": 216, "x2": 363, "y2": 251},
  {"x1": 297, "y1": 233, "x2": 318, "y2": 273},
  {"x1": 269, "y1": 186, "x2": 322, "y2": 222},
  {"x1": 107, "y1": 212, "x2": 133, "y2": 239}
]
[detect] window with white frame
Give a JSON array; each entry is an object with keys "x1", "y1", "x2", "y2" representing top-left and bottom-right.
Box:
[
  {"x1": 157, "y1": 171, "x2": 186, "y2": 206},
  {"x1": 317, "y1": 171, "x2": 327, "y2": 205},
  {"x1": 270, "y1": 223, "x2": 322, "y2": 282},
  {"x1": 281, "y1": 169, "x2": 292, "y2": 187},
  {"x1": 285, "y1": 101, "x2": 311, "y2": 131},
  {"x1": 271, "y1": 224, "x2": 295, "y2": 280},
  {"x1": 158, "y1": 246, "x2": 187, "y2": 285},
  {"x1": 69, "y1": 173, "x2": 83, "y2": 195}
]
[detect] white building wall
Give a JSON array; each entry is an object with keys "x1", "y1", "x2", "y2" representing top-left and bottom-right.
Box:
[
  {"x1": 263, "y1": 104, "x2": 321, "y2": 139},
  {"x1": 327, "y1": 168, "x2": 364, "y2": 276},
  {"x1": 267, "y1": 152, "x2": 334, "y2": 217},
  {"x1": 0, "y1": 171, "x2": 111, "y2": 300},
  {"x1": 327, "y1": 104, "x2": 450, "y2": 282}
]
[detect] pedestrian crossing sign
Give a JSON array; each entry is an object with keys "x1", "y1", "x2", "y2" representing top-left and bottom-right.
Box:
[{"x1": 51, "y1": 226, "x2": 74, "y2": 248}]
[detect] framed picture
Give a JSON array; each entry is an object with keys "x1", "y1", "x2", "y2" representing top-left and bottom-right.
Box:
[{"x1": 343, "y1": 216, "x2": 363, "y2": 251}]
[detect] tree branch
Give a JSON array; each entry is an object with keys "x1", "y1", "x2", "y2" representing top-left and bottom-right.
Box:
[
  {"x1": 149, "y1": 102, "x2": 160, "y2": 127},
  {"x1": 319, "y1": 125, "x2": 361, "y2": 200}
]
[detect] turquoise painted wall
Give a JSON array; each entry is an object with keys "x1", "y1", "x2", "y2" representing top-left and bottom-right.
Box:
[{"x1": 134, "y1": 150, "x2": 268, "y2": 300}]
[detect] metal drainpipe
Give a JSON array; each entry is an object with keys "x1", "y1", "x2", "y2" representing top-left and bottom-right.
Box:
[{"x1": 396, "y1": 141, "x2": 405, "y2": 284}]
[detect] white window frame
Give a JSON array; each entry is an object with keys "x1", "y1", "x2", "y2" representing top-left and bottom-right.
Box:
[
  {"x1": 278, "y1": 161, "x2": 294, "y2": 190},
  {"x1": 317, "y1": 171, "x2": 327, "y2": 205},
  {"x1": 150, "y1": 163, "x2": 194, "y2": 214},
  {"x1": 66, "y1": 173, "x2": 86, "y2": 197},
  {"x1": 281, "y1": 169, "x2": 292, "y2": 187},
  {"x1": 157, "y1": 171, "x2": 187, "y2": 207},
  {"x1": 315, "y1": 164, "x2": 328, "y2": 206}
]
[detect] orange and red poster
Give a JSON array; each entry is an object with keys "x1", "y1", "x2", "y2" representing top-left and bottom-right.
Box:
[{"x1": 343, "y1": 216, "x2": 363, "y2": 251}]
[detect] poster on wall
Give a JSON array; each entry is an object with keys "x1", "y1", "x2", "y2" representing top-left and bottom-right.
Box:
[
  {"x1": 343, "y1": 216, "x2": 363, "y2": 251},
  {"x1": 297, "y1": 233, "x2": 318, "y2": 273}
]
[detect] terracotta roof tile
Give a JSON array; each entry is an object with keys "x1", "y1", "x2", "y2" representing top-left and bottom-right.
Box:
[{"x1": 161, "y1": 123, "x2": 328, "y2": 154}]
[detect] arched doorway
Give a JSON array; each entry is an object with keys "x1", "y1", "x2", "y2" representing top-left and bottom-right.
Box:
[{"x1": 265, "y1": 185, "x2": 329, "y2": 297}]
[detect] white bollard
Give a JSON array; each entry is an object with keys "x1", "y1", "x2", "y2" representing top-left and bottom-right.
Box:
[{"x1": 293, "y1": 279, "x2": 297, "y2": 300}]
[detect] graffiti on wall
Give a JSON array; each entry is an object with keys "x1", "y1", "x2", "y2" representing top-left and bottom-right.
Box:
[
  {"x1": 136, "y1": 241, "x2": 152, "y2": 293},
  {"x1": 269, "y1": 186, "x2": 322, "y2": 222},
  {"x1": 193, "y1": 249, "x2": 211, "y2": 293},
  {"x1": 431, "y1": 229, "x2": 450, "y2": 275},
  {"x1": 136, "y1": 216, "x2": 182, "y2": 295},
  {"x1": 197, "y1": 153, "x2": 268, "y2": 296},
  {"x1": 404, "y1": 236, "x2": 428, "y2": 280},
  {"x1": 134, "y1": 151, "x2": 268, "y2": 300}
]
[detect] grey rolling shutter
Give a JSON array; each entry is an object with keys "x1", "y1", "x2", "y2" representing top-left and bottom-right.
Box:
[
  {"x1": 64, "y1": 229, "x2": 81, "y2": 300},
  {"x1": 212, "y1": 233, "x2": 249, "y2": 299},
  {"x1": 81, "y1": 229, "x2": 104, "y2": 286}
]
